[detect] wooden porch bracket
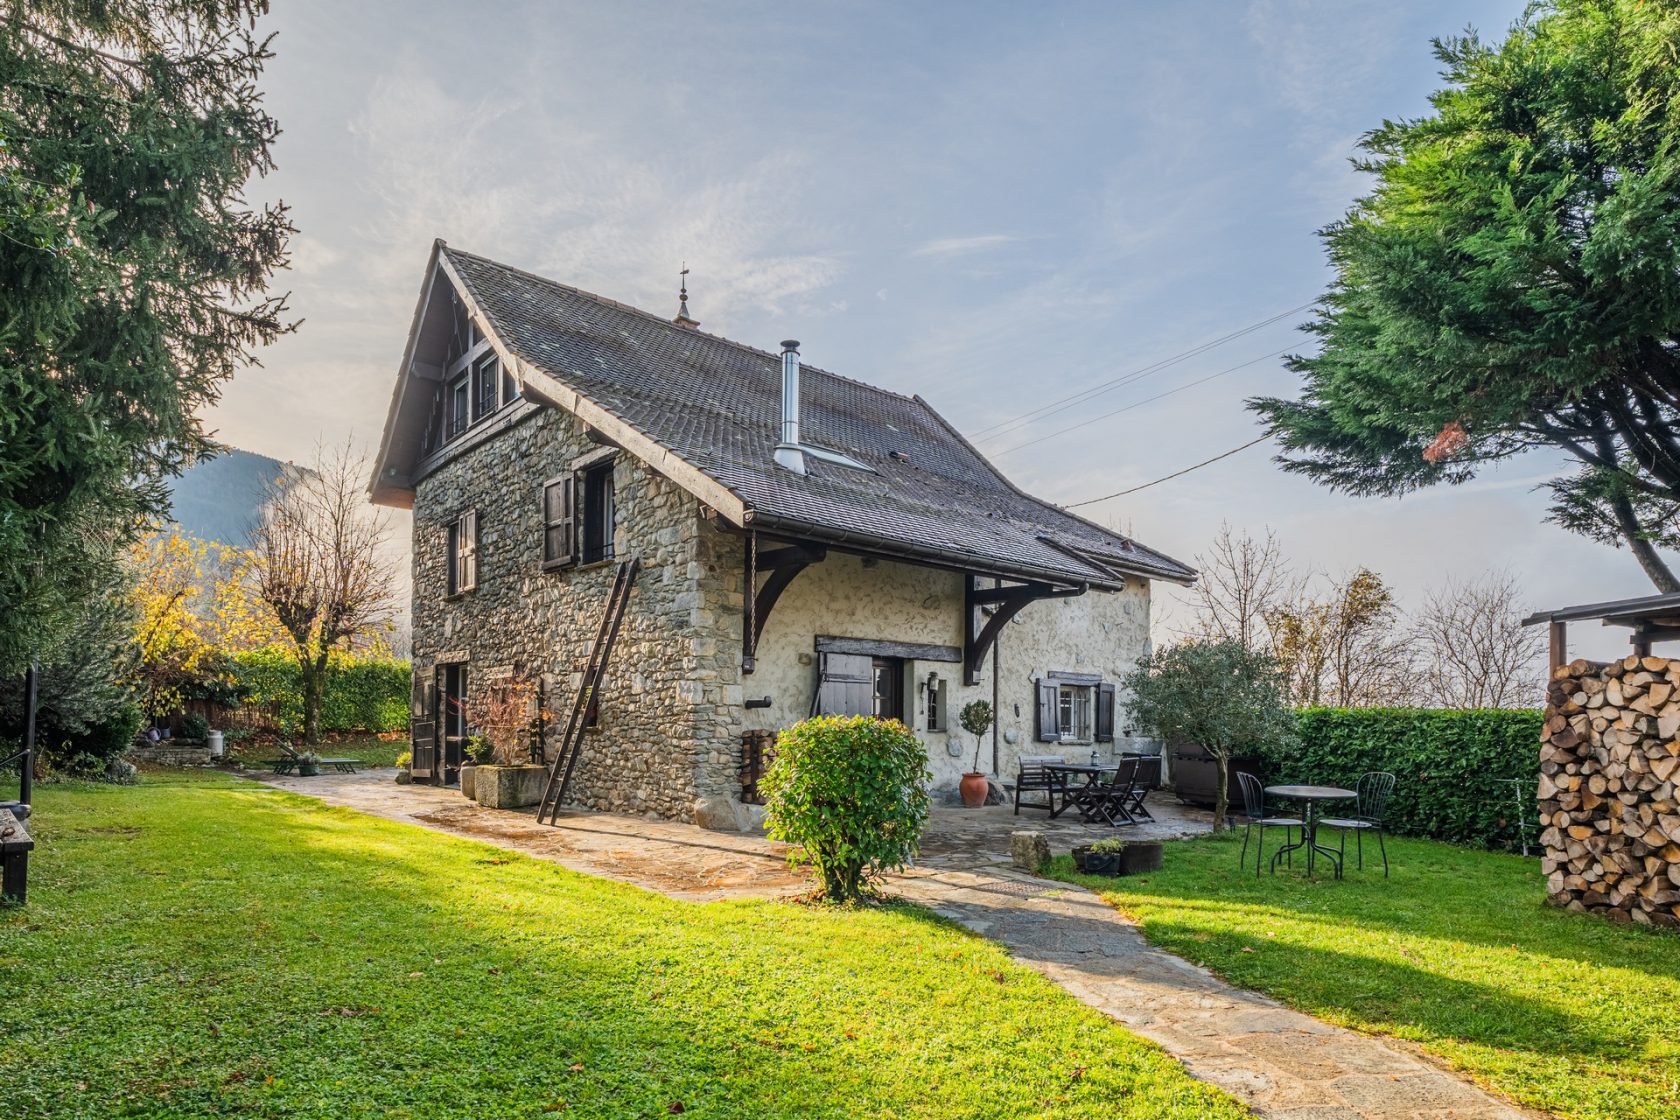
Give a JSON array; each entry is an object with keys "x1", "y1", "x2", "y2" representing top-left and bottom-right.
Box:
[
  {"x1": 743, "y1": 539, "x2": 827, "y2": 674},
  {"x1": 963, "y1": 575, "x2": 1088, "y2": 685}
]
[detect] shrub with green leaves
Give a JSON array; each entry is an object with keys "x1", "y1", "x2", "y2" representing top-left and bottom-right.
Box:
[
  {"x1": 761, "y1": 716, "x2": 932, "y2": 902},
  {"x1": 1288, "y1": 708, "x2": 1543, "y2": 851},
  {"x1": 230, "y1": 647, "x2": 409, "y2": 734}
]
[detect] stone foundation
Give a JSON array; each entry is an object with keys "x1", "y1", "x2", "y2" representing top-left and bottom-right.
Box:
[{"x1": 1540, "y1": 655, "x2": 1680, "y2": 927}]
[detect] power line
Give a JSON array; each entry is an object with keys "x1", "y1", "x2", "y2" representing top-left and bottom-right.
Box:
[
  {"x1": 1065, "y1": 434, "x2": 1273, "y2": 508},
  {"x1": 970, "y1": 302, "x2": 1313, "y2": 442},
  {"x1": 992, "y1": 348, "x2": 1289, "y2": 457}
]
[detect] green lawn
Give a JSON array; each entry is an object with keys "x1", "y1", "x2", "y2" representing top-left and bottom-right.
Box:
[
  {"x1": 0, "y1": 772, "x2": 1246, "y2": 1120},
  {"x1": 1049, "y1": 831, "x2": 1680, "y2": 1120}
]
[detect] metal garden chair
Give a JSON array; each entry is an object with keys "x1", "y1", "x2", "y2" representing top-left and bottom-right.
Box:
[
  {"x1": 1235, "y1": 771, "x2": 1298, "y2": 876},
  {"x1": 1320, "y1": 771, "x2": 1395, "y2": 877}
]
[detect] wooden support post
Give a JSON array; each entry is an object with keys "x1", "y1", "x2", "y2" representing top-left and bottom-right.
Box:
[
  {"x1": 1632, "y1": 623, "x2": 1653, "y2": 659},
  {"x1": 1549, "y1": 620, "x2": 1567, "y2": 675}
]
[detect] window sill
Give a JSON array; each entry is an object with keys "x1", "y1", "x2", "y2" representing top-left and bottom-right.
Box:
[{"x1": 445, "y1": 588, "x2": 477, "y2": 601}]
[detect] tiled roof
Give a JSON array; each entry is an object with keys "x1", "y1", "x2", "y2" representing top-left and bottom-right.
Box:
[{"x1": 442, "y1": 245, "x2": 1195, "y2": 589}]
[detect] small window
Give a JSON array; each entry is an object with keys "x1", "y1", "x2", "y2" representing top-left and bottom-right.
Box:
[
  {"x1": 503, "y1": 363, "x2": 520, "y2": 404},
  {"x1": 447, "y1": 510, "x2": 478, "y2": 594},
  {"x1": 447, "y1": 375, "x2": 469, "y2": 439},
  {"x1": 924, "y1": 673, "x2": 948, "y2": 733},
  {"x1": 541, "y1": 473, "x2": 574, "y2": 568},
  {"x1": 579, "y1": 460, "x2": 615, "y2": 565},
  {"x1": 472, "y1": 353, "x2": 499, "y2": 421},
  {"x1": 1057, "y1": 683, "x2": 1093, "y2": 743}
]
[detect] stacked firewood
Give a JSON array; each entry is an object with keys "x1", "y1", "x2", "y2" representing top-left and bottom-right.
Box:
[{"x1": 1540, "y1": 656, "x2": 1680, "y2": 927}]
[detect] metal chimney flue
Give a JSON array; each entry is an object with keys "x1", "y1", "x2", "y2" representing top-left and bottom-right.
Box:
[{"x1": 773, "y1": 339, "x2": 806, "y2": 475}]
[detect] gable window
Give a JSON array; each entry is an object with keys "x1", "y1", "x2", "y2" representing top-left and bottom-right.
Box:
[
  {"x1": 447, "y1": 510, "x2": 478, "y2": 595},
  {"x1": 471, "y1": 352, "x2": 499, "y2": 421},
  {"x1": 447, "y1": 375, "x2": 470, "y2": 439}
]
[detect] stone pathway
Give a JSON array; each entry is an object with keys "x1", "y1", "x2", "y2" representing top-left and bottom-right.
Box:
[
  {"x1": 254, "y1": 768, "x2": 1540, "y2": 1120},
  {"x1": 893, "y1": 867, "x2": 1539, "y2": 1120}
]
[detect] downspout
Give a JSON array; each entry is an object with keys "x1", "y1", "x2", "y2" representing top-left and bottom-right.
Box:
[{"x1": 991, "y1": 577, "x2": 1000, "y2": 775}]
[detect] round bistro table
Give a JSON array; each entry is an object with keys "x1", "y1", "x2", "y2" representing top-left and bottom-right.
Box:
[{"x1": 1265, "y1": 785, "x2": 1356, "y2": 879}]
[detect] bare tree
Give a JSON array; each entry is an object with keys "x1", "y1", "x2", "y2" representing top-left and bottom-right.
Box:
[
  {"x1": 1181, "y1": 523, "x2": 1301, "y2": 651},
  {"x1": 1267, "y1": 568, "x2": 1419, "y2": 708},
  {"x1": 1412, "y1": 570, "x2": 1545, "y2": 709},
  {"x1": 250, "y1": 442, "x2": 395, "y2": 745}
]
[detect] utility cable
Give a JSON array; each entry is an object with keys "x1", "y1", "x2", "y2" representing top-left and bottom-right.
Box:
[
  {"x1": 971, "y1": 302, "x2": 1312, "y2": 441},
  {"x1": 992, "y1": 348, "x2": 1289, "y2": 457},
  {"x1": 1064, "y1": 434, "x2": 1273, "y2": 508}
]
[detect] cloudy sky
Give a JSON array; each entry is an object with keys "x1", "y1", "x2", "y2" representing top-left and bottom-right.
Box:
[{"x1": 210, "y1": 0, "x2": 1663, "y2": 660}]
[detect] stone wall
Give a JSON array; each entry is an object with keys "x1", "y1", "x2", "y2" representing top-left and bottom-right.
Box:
[
  {"x1": 411, "y1": 405, "x2": 742, "y2": 822},
  {"x1": 1540, "y1": 655, "x2": 1680, "y2": 927}
]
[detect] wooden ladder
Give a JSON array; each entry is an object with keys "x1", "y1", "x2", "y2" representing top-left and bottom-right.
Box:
[{"x1": 537, "y1": 556, "x2": 640, "y2": 824}]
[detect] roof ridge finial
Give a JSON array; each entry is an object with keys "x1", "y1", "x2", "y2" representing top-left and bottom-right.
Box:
[{"x1": 674, "y1": 262, "x2": 699, "y2": 329}]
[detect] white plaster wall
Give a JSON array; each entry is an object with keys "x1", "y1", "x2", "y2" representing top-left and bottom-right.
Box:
[{"x1": 740, "y1": 550, "x2": 1155, "y2": 795}]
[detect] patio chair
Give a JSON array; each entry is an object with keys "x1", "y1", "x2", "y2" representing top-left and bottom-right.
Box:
[
  {"x1": 1320, "y1": 771, "x2": 1395, "y2": 877},
  {"x1": 1013, "y1": 755, "x2": 1065, "y2": 815},
  {"x1": 1235, "y1": 771, "x2": 1298, "y2": 877},
  {"x1": 1081, "y1": 755, "x2": 1143, "y2": 826},
  {"x1": 1120, "y1": 754, "x2": 1159, "y2": 821}
]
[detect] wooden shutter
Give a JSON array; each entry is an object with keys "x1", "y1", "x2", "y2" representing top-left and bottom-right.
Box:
[
  {"x1": 815, "y1": 652, "x2": 873, "y2": 716},
  {"x1": 446, "y1": 520, "x2": 459, "y2": 595},
  {"x1": 543, "y1": 473, "x2": 574, "y2": 566},
  {"x1": 1035, "y1": 679, "x2": 1061, "y2": 742},
  {"x1": 1096, "y1": 682, "x2": 1116, "y2": 743},
  {"x1": 461, "y1": 510, "x2": 478, "y2": 591},
  {"x1": 410, "y1": 674, "x2": 437, "y2": 779}
]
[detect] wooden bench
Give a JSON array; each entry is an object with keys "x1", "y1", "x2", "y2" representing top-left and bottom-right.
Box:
[{"x1": 1, "y1": 806, "x2": 33, "y2": 905}]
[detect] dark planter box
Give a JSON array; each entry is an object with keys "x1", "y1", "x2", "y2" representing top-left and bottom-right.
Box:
[
  {"x1": 1171, "y1": 742, "x2": 1264, "y2": 808},
  {"x1": 1072, "y1": 841, "x2": 1163, "y2": 877}
]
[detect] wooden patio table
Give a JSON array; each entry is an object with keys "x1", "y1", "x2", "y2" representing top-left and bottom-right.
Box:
[
  {"x1": 1265, "y1": 785, "x2": 1355, "y2": 879},
  {"x1": 1042, "y1": 762, "x2": 1118, "y2": 821}
]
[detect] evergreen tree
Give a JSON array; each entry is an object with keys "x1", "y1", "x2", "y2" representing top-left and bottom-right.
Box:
[
  {"x1": 1251, "y1": 0, "x2": 1680, "y2": 589},
  {"x1": 0, "y1": 1, "x2": 292, "y2": 675}
]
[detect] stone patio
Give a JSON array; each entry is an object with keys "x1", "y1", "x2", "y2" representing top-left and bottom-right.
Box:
[
  {"x1": 250, "y1": 766, "x2": 1212, "y2": 896},
  {"x1": 251, "y1": 768, "x2": 1537, "y2": 1120}
]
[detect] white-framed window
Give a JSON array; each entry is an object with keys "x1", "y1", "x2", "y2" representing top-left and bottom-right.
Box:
[
  {"x1": 1057, "y1": 683, "x2": 1093, "y2": 742},
  {"x1": 447, "y1": 509, "x2": 478, "y2": 594}
]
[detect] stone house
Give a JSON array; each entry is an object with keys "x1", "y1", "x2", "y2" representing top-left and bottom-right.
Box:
[{"x1": 370, "y1": 241, "x2": 1195, "y2": 828}]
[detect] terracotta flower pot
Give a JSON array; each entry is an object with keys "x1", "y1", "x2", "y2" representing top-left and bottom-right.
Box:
[{"x1": 959, "y1": 771, "x2": 990, "y2": 808}]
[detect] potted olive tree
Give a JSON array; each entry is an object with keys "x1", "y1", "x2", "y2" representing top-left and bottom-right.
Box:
[
  {"x1": 1121, "y1": 639, "x2": 1294, "y2": 829},
  {"x1": 957, "y1": 700, "x2": 994, "y2": 808}
]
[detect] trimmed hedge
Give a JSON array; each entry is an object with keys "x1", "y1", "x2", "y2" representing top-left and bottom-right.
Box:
[
  {"x1": 231, "y1": 648, "x2": 409, "y2": 735},
  {"x1": 1288, "y1": 708, "x2": 1543, "y2": 852}
]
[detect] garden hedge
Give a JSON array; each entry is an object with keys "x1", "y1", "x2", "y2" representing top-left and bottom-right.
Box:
[
  {"x1": 231, "y1": 648, "x2": 409, "y2": 734},
  {"x1": 1283, "y1": 708, "x2": 1542, "y2": 851}
]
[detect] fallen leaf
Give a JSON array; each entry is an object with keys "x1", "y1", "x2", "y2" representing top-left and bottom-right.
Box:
[
  {"x1": 667, "y1": 1102, "x2": 685, "y2": 1114},
  {"x1": 567, "y1": 1062, "x2": 585, "y2": 1072}
]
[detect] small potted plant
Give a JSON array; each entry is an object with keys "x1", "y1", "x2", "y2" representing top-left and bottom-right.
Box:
[
  {"x1": 1072, "y1": 836, "x2": 1164, "y2": 876},
  {"x1": 296, "y1": 750, "x2": 322, "y2": 778},
  {"x1": 460, "y1": 734, "x2": 493, "y2": 799},
  {"x1": 394, "y1": 750, "x2": 413, "y2": 785},
  {"x1": 957, "y1": 700, "x2": 995, "y2": 808}
]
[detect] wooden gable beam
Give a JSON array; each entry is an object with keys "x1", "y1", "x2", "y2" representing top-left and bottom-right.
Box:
[
  {"x1": 963, "y1": 575, "x2": 1088, "y2": 686},
  {"x1": 742, "y1": 540, "x2": 826, "y2": 674}
]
